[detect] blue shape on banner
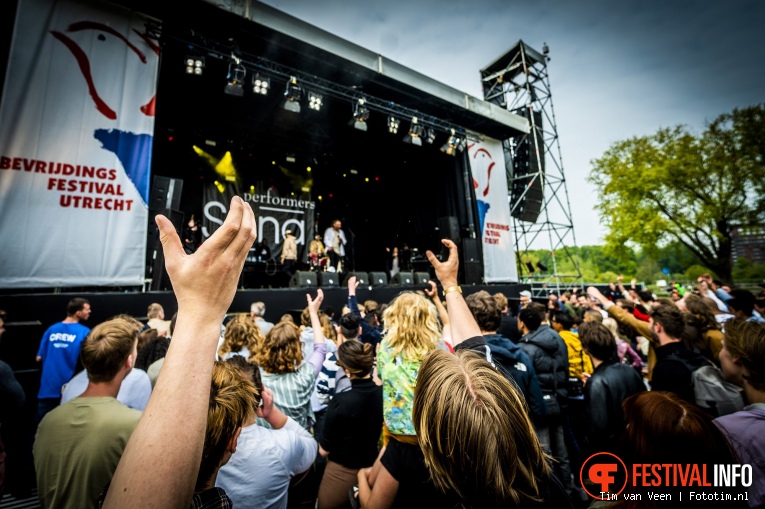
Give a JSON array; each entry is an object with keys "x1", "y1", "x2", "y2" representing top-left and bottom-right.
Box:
[
  {"x1": 477, "y1": 199, "x2": 491, "y2": 237},
  {"x1": 94, "y1": 129, "x2": 152, "y2": 205}
]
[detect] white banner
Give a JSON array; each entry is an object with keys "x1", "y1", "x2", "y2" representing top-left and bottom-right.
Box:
[
  {"x1": 468, "y1": 138, "x2": 519, "y2": 283},
  {"x1": 0, "y1": 0, "x2": 160, "y2": 288}
]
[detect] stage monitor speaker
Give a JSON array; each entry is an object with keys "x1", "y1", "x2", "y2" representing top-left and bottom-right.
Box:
[
  {"x1": 437, "y1": 216, "x2": 461, "y2": 241},
  {"x1": 464, "y1": 261, "x2": 483, "y2": 285},
  {"x1": 289, "y1": 271, "x2": 318, "y2": 288},
  {"x1": 391, "y1": 271, "x2": 414, "y2": 286},
  {"x1": 149, "y1": 176, "x2": 183, "y2": 212},
  {"x1": 461, "y1": 238, "x2": 481, "y2": 263},
  {"x1": 342, "y1": 272, "x2": 369, "y2": 287},
  {"x1": 413, "y1": 272, "x2": 430, "y2": 286},
  {"x1": 317, "y1": 272, "x2": 339, "y2": 288},
  {"x1": 368, "y1": 272, "x2": 388, "y2": 287}
]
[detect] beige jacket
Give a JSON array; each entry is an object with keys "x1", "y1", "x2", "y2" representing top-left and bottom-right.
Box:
[{"x1": 282, "y1": 236, "x2": 297, "y2": 261}]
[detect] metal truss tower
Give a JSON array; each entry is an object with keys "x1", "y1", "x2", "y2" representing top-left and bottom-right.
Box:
[{"x1": 481, "y1": 40, "x2": 581, "y2": 296}]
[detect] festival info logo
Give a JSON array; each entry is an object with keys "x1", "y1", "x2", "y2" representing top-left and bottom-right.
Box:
[
  {"x1": 51, "y1": 20, "x2": 159, "y2": 206},
  {"x1": 580, "y1": 452, "x2": 629, "y2": 500},
  {"x1": 469, "y1": 144, "x2": 496, "y2": 236}
]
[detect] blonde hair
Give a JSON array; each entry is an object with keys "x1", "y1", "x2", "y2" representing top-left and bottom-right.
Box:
[
  {"x1": 147, "y1": 303, "x2": 164, "y2": 319},
  {"x1": 197, "y1": 361, "x2": 256, "y2": 490},
  {"x1": 218, "y1": 315, "x2": 262, "y2": 358},
  {"x1": 381, "y1": 292, "x2": 441, "y2": 360},
  {"x1": 724, "y1": 318, "x2": 765, "y2": 391},
  {"x1": 81, "y1": 318, "x2": 142, "y2": 383},
  {"x1": 602, "y1": 317, "x2": 619, "y2": 337},
  {"x1": 255, "y1": 321, "x2": 303, "y2": 373},
  {"x1": 320, "y1": 313, "x2": 337, "y2": 342},
  {"x1": 413, "y1": 350, "x2": 551, "y2": 507}
]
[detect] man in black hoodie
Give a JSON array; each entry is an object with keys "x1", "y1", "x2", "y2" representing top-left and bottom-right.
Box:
[
  {"x1": 518, "y1": 306, "x2": 571, "y2": 493},
  {"x1": 466, "y1": 291, "x2": 546, "y2": 425}
]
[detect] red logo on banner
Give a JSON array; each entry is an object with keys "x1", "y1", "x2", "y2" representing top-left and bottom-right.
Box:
[{"x1": 580, "y1": 452, "x2": 628, "y2": 500}]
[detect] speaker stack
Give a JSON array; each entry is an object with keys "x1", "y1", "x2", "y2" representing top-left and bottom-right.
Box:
[{"x1": 289, "y1": 271, "x2": 318, "y2": 288}]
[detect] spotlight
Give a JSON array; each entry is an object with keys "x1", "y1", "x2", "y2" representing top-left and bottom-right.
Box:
[
  {"x1": 388, "y1": 116, "x2": 400, "y2": 134},
  {"x1": 224, "y1": 60, "x2": 246, "y2": 97},
  {"x1": 440, "y1": 129, "x2": 462, "y2": 156},
  {"x1": 252, "y1": 74, "x2": 270, "y2": 95},
  {"x1": 425, "y1": 128, "x2": 437, "y2": 144},
  {"x1": 403, "y1": 117, "x2": 424, "y2": 146},
  {"x1": 352, "y1": 98, "x2": 369, "y2": 131},
  {"x1": 185, "y1": 55, "x2": 205, "y2": 76},
  {"x1": 284, "y1": 76, "x2": 302, "y2": 113},
  {"x1": 536, "y1": 261, "x2": 548, "y2": 272},
  {"x1": 308, "y1": 91, "x2": 323, "y2": 111}
]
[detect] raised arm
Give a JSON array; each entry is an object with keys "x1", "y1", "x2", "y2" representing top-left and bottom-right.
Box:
[
  {"x1": 306, "y1": 290, "x2": 327, "y2": 376},
  {"x1": 425, "y1": 240, "x2": 481, "y2": 345},
  {"x1": 424, "y1": 280, "x2": 451, "y2": 344},
  {"x1": 104, "y1": 196, "x2": 256, "y2": 509}
]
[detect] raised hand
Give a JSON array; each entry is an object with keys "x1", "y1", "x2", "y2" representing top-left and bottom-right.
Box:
[
  {"x1": 425, "y1": 239, "x2": 459, "y2": 287},
  {"x1": 424, "y1": 280, "x2": 438, "y2": 300},
  {"x1": 257, "y1": 387, "x2": 274, "y2": 419},
  {"x1": 306, "y1": 289, "x2": 324, "y2": 315},
  {"x1": 347, "y1": 275, "x2": 359, "y2": 296}
]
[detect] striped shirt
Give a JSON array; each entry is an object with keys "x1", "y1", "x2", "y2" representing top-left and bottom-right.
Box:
[{"x1": 260, "y1": 341, "x2": 327, "y2": 431}]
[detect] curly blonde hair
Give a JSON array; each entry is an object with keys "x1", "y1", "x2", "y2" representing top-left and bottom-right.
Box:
[
  {"x1": 255, "y1": 321, "x2": 304, "y2": 374},
  {"x1": 218, "y1": 315, "x2": 262, "y2": 358},
  {"x1": 382, "y1": 292, "x2": 441, "y2": 360}
]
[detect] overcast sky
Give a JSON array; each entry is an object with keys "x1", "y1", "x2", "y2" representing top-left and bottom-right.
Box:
[{"x1": 260, "y1": 0, "x2": 765, "y2": 247}]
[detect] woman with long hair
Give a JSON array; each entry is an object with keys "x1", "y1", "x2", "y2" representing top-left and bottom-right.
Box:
[
  {"x1": 254, "y1": 291, "x2": 327, "y2": 432},
  {"x1": 682, "y1": 294, "x2": 723, "y2": 365},
  {"x1": 218, "y1": 314, "x2": 263, "y2": 361}
]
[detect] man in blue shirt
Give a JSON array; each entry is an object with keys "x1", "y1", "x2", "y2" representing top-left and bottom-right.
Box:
[{"x1": 35, "y1": 297, "x2": 91, "y2": 422}]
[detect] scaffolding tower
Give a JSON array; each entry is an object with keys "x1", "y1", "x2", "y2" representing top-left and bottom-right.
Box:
[{"x1": 481, "y1": 40, "x2": 581, "y2": 297}]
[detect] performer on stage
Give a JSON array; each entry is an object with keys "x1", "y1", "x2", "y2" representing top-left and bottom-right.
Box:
[
  {"x1": 308, "y1": 234, "x2": 325, "y2": 270},
  {"x1": 281, "y1": 229, "x2": 298, "y2": 275},
  {"x1": 323, "y1": 219, "x2": 347, "y2": 272}
]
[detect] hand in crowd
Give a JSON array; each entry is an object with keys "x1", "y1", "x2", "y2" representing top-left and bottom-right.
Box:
[
  {"x1": 347, "y1": 275, "x2": 359, "y2": 296},
  {"x1": 306, "y1": 289, "x2": 324, "y2": 315},
  {"x1": 425, "y1": 239, "x2": 459, "y2": 287},
  {"x1": 617, "y1": 274, "x2": 624, "y2": 282},
  {"x1": 257, "y1": 386, "x2": 275, "y2": 420},
  {"x1": 424, "y1": 280, "x2": 438, "y2": 300},
  {"x1": 586, "y1": 286, "x2": 609, "y2": 306}
]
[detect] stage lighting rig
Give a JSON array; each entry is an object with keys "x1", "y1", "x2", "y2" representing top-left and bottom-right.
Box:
[
  {"x1": 308, "y1": 91, "x2": 323, "y2": 111},
  {"x1": 403, "y1": 117, "x2": 424, "y2": 146},
  {"x1": 352, "y1": 98, "x2": 370, "y2": 131},
  {"x1": 185, "y1": 55, "x2": 205, "y2": 76},
  {"x1": 388, "y1": 116, "x2": 400, "y2": 134},
  {"x1": 284, "y1": 76, "x2": 303, "y2": 113},
  {"x1": 440, "y1": 129, "x2": 463, "y2": 156},
  {"x1": 224, "y1": 56, "x2": 246, "y2": 97},
  {"x1": 425, "y1": 127, "x2": 437, "y2": 144},
  {"x1": 253, "y1": 74, "x2": 270, "y2": 95}
]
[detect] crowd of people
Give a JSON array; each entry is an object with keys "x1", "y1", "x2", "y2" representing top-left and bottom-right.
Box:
[{"x1": 1, "y1": 197, "x2": 764, "y2": 508}]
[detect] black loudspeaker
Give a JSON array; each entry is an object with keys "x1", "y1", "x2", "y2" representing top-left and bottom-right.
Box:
[
  {"x1": 413, "y1": 272, "x2": 430, "y2": 285},
  {"x1": 149, "y1": 176, "x2": 183, "y2": 212},
  {"x1": 317, "y1": 272, "x2": 339, "y2": 288},
  {"x1": 289, "y1": 271, "x2": 318, "y2": 288},
  {"x1": 148, "y1": 209, "x2": 185, "y2": 291},
  {"x1": 464, "y1": 261, "x2": 483, "y2": 285},
  {"x1": 437, "y1": 216, "x2": 461, "y2": 241},
  {"x1": 461, "y1": 238, "x2": 481, "y2": 263},
  {"x1": 342, "y1": 272, "x2": 369, "y2": 286},
  {"x1": 368, "y1": 272, "x2": 388, "y2": 287},
  {"x1": 510, "y1": 109, "x2": 544, "y2": 223},
  {"x1": 391, "y1": 271, "x2": 414, "y2": 286}
]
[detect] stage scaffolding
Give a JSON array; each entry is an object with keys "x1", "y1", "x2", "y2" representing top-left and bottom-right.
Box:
[{"x1": 480, "y1": 40, "x2": 582, "y2": 297}]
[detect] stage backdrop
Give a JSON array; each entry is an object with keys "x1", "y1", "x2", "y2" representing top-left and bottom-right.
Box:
[
  {"x1": 468, "y1": 138, "x2": 519, "y2": 283},
  {"x1": 203, "y1": 185, "x2": 315, "y2": 263},
  {"x1": 0, "y1": 0, "x2": 159, "y2": 288}
]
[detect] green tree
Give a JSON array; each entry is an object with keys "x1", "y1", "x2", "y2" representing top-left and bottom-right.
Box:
[{"x1": 589, "y1": 104, "x2": 765, "y2": 282}]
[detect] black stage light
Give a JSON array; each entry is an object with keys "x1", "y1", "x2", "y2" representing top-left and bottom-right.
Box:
[
  {"x1": 440, "y1": 129, "x2": 461, "y2": 156},
  {"x1": 284, "y1": 76, "x2": 302, "y2": 113},
  {"x1": 403, "y1": 117, "x2": 424, "y2": 146},
  {"x1": 352, "y1": 98, "x2": 369, "y2": 131},
  {"x1": 224, "y1": 60, "x2": 246, "y2": 97}
]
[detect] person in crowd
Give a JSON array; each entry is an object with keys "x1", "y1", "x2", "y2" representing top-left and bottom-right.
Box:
[
  {"x1": 517, "y1": 306, "x2": 571, "y2": 493},
  {"x1": 728, "y1": 289, "x2": 765, "y2": 323},
  {"x1": 648, "y1": 305, "x2": 709, "y2": 402},
  {"x1": 347, "y1": 276, "x2": 383, "y2": 348},
  {"x1": 682, "y1": 294, "x2": 723, "y2": 365},
  {"x1": 281, "y1": 229, "x2": 298, "y2": 275},
  {"x1": 317, "y1": 341, "x2": 383, "y2": 509},
  {"x1": 701, "y1": 296, "x2": 735, "y2": 325},
  {"x1": 550, "y1": 311, "x2": 593, "y2": 381},
  {"x1": 61, "y1": 359, "x2": 152, "y2": 411},
  {"x1": 144, "y1": 313, "x2": 176, "y2": 388},
  {"x1": 582, "y1": 308, "x2": 604, "y2": 323},
  {"x1": 357, "y1": 284, "x2": 455, "y2": 508},
  {"x1": 423, "y1": 281, "x2": 453, "y2": 349},
  {"x1": 324, "y1": 219, "x2": 347, "y2": 272},
  {"x1": 0, "y1": 310, "x2": 25, "y2": 496},
  {"x1": 465, "y1": 290, "x2": 545, "y2": 424},
  {"x1": 614, "y1": 392, "x2": 746, "y2": 508},
  {"x1": 517, "y1": 290, "x2": 532, "y2": 315},
  {"x1": 714, "y1": 319, "x2": 765, "y2": 508},
  {"x1": 35, "y1": 317, "x2": 142, "y2": 509},
  {"x1": 601, "y1": 317, "x2": 643, "y2": 369},
  {"x1": 217, "y1": 356, "x2": 317, "y2": 509},
  {"x1": 334, "y1": 313, "x2": 363, "y2": 394},
  {"x1": 146, "y1": 303, "x2": 171, "y2": 336},
  {"x1": 578, "y1": 322, "x2": 644, "y2": 455},
  {"x1": 255, "y1": 291, "x2": 327, "y2": 432},
  {"x1": 136, "y1": 327, "x2": 157, "y2": 354},
  {"x1": 494, "y1": 292, "x2": 523, "y2": 343},
  {"x1": 251, "y1": 301, "x2": 275, "y2": 335},
  {"x1": 218, "y1": 314, "x2": 261, "y2": 361},
  {"x1": 134, "y1": 333, "x2": 169, "y2": 372},
  {"x1": 35, "y1": 297, "x2": 91, "y2": 422}
]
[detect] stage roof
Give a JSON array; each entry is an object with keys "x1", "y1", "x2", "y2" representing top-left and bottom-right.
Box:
[{"x1": 122, "y1": 0, "x2": 529, "y2": 140}]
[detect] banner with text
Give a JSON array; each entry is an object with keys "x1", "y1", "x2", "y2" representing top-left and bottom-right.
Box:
[
  {"x1": 0, "y1": 0, "x2": 160, "y2": 288},
  {"x1": 203, "y1": 186, "x2": 315, "y2": 263},
  {"x1": 468, "y1": 138, "x2": 519, "y2": 283}
]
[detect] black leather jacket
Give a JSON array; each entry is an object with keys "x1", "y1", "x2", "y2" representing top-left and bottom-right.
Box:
[{"x1": 583, "y1": 360, "x2": 645, "y2": 454}]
